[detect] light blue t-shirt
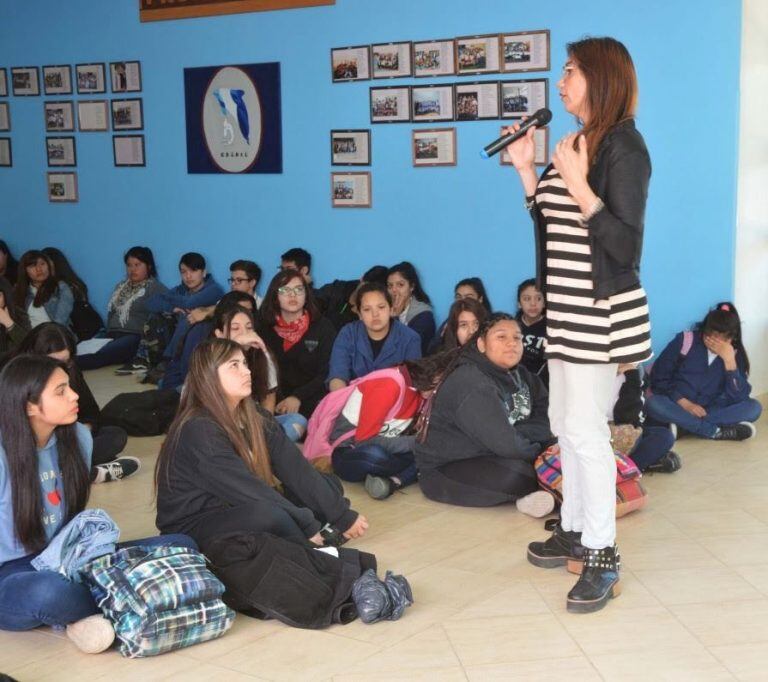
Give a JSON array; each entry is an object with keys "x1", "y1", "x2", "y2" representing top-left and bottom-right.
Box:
[{"x1": 0, "y1": 423, "x2": 92, "y2": 565}]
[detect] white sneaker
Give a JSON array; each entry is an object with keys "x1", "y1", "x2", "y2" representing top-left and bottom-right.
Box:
[
  {"x1": 66, "y1": 615, "x2": 115, "y2": 654},
  {"x1": 515, "y1": 490, "x2": 556, "y2": 518}
]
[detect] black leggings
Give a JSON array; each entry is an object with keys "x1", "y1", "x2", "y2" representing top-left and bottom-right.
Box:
[
  {"x1": 419, "y1": 455, "x2": 538, "y2": 507},
  {"x1": 91, "y1": 425, "x2": 128, "y2": 466}
]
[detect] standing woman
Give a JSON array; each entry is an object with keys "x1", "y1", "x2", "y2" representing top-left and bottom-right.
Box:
[
  {"x1": 14, "y1": 250, "x2": 74, "y2": 328},
  {"x1": 505, "y1": 37, "x2": 652, "y2": 613}
]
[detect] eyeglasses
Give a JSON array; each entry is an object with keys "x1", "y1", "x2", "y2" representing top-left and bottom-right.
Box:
[
  {"x1": 277, "y1": 285, "x2": 306, "y2": 297},
  {"x1": 228, "y1": 277, "x2": 253, "y2": 285}
]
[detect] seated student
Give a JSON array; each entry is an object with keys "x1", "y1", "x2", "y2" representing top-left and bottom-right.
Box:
[
  {"x1": 434, "y1": 298, "x2": 488, "y2": 353},
  {"x1": 41, "y1": 247, "x2": 88, "y2": 304},
  {"x1": 14, "y1": 250, "x2": 74, "y2": 329},
  {"x1": 316, "y1": 265, "x2": 389, "y2": 331},
  {"x1": 515, "y1": 278, "x2": 548, "y2": 384},
  {"x1": 328, "y1": 282, "x2": 422, "y2": 391},
  {"x1": 387, "y1": 262, "x2": 436, "y2": 354},
  {"x1": 185, "y1": 259, "x2": 264, "y2": 326},
  {"x1": 12, "y1": 323, "x2": 140, "y2": 483},
  {"x1": 429, "y1": 277, "x2": 493, "y2": 353},
  {"x1": 610, "y1": 364, "x2": 681, "y2": 473},
  {"x1": 143, "y1": 252, "x2": 224, "y2": 372},
  {"x1": 0, "y1": 276, "x2": 30, "y2": 355},
  {"x1": 76, "y1": 246, "x2": 167, "y2": 371},
  {"x1": 161, "y1": 290, "x2": 256, "y2": 392},
  {"x1": 155, "y1": 338, "x2": 368, "y2": 549},
  {"x1": 415, "y1": 313, "x2": 557, "y2": 517},
  {"x1": 646, "y1": 301, "x2": 762, "y2": 441},
  {"x1": 0, "y1": 240, "x2": 19, "y2": 285},
  {"x1": 258, "y1": 269, "x2": 336, "y2": 421},
  {"x1": 0, "y1": 355, "x2": 195, "y2": 651},
  {"x1": 329, "y1": 353, "x2": 457, "y2": 501},
  {"x1": 280, "y1": 247, "x2": 313, "y2": 284}
]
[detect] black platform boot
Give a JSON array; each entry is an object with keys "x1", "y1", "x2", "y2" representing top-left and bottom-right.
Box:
[
  {"x1": 566, "y1": 545, "x2": 621, "y2": 614},
  {"x1": 527, "y1": 523, "x2": 585, "y2": 572}
]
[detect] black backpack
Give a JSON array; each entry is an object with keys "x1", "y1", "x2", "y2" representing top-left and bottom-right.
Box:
[
  {"x1": 100, "y1": 389, "x2": 180, "y2": 436},
  {"x1": 70, "y1": 300, "x2": 105, "y2": 342}
]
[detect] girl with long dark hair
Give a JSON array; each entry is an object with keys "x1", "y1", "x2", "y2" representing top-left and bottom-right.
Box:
[
  {"x1": 386, "y1": 262, "x2": 435, "y2": 354},
  {"x1": 0, "y1": 276, "x2": 29, "y2": 355},
  {"x1": 437, "y1": 298, "x2": 488, "y2": 352},
  {"x1": 13, "y1": 250, "x2": 74, "y2": 328}
]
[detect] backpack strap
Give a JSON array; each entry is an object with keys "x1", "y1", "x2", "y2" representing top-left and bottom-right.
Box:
[{"x1": 680, "y1": 330, "x2": 694, "y2": 357}]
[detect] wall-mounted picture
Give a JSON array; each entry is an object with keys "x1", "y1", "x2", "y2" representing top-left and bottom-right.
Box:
[
  {"x1": 501, "y1": 30, "x2": 550, "y2": 73},
  {"x1": 0, "y1": 138, "x2": 11, "y2": 167},
  {"x1": 411, "y1": 84, "x2": 454, "y2": 122},
  {"x1": 76, "y1": 63, "x2": 106, "y2": 94},
  {"x1": 43, "y1": 65, "x2": 73, "y2": 95},
  {"x1": 11, "y1": 66, "x2": 40, "y2": 96},
  {"x1": 113, "y1": 135, "x2": 145, "y2": 167},
  {"x1": 0, "y1": 102, "x2": 9, "y2": 131},
  {"x1": 47, "y1": 171, "x2": 78, "y2": 203},
  {"x1": 412, "y1": 127, "x2": 456, "y2": 167},
  {"x1": 111, "y1": 98, "x2": 143, "y2": 130},
  {"x1": 371, "y1": 41, "x2": 412, "y2": 79},
  {"x1": 331, "y1": 45, "x2": 370, "y2": 83},
  {"x1": 413, "y1": 39, "x2": 455, "y2": 77},
  {"x1": 455, "y1": 34, "x2": 501, "y2": 75},
  {"x1": 500, "y1": 124, "x2": 549, "y2": 166},
  {"x1": 44, "y1": 101, "x2": 74, "y2": 132},
  {"x1": 330, "y1": 129, "x2": 371, "y2": 166},
  {"x1": 0, "y1": 69, "x2": 7, "y2": 97},
  {"x1": 370, "y1": 86, "x2": 411, "y2": 124},
  {"x1": 46, "y1": 136, "x2": 77, "y2": 167},
  {"x1": 455, "y1": 81, "x2": 500, "y2": 121},
  {"x1": 110, "y1": 61, "x2": 142, "y2": 93},
  {"x1": 500, "y1": 78, "x2": 548, "y2": 118},
  {"x1": 77, "y1": 100, "x2": 109, "y2": 131},
  {"x1": 331, "y1": 171, "x2": 371, "y2": 208}
]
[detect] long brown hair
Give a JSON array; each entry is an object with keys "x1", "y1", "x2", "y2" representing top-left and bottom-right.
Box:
[
  {"x1": 14, "y1": 250, "x2": 59, "y2": 308},
  {"x1": 567, "y1": 37, "x2": 638, "y2": 163},
  {"x1": 442, "y1": 298, "x2": 488, "y2": 351},
  {"x1": 155, "y1": 338, "x2": 275, "y2": 490}
]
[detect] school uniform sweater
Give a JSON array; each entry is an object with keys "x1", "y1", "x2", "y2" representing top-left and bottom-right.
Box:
[
  {"x1": 650, "y1": 331, "x2": 752, "y2": 408},
  {"x1": 399, "y1": 299, "x2": 436, "y2": 355}
]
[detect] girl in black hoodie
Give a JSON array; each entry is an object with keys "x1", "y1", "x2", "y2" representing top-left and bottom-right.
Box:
[{"x1": 416, "y1": 313, "x2": 556, "y2": 515}]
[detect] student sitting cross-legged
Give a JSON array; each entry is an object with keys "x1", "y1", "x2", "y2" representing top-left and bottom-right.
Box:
[
  {"x1": 155, "y1": 338, "x2": 368, "y2": 550},
  {"x1": 387, "y1": 262, "x2": 436, "y2": 355}
]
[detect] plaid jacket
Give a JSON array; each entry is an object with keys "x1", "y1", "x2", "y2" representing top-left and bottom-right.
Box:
[{"x1": 82, "y1": 545, "x2": 235, "y2": 658}]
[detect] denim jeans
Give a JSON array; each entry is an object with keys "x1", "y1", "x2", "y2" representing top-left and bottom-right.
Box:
[
  {"x1": 76, "y1": 332, "x2": 140, "y2": 371},
  {"x1": 331, "y1": 436, "x2": 418, "y2": 486},
  {"x1": 629, "y1": 426, "x2": 676, "y2": 470},
  {"x1": 0, "y1": 533, "x2": 197, "y2": 631},
  {"x1": 276, "y1": 413, "x2": 308, "y2": 442},
  {"x1": 646, "y1": 394, "x2": 763, "y2": 439}
]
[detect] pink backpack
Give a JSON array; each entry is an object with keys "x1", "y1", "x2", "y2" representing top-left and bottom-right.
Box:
[
  {"x1": 303, "y1": 368, "x2": 409, "y2": 460},
  {"x1": 645, "y1": 330, "x2": 694, "y2": 397}
]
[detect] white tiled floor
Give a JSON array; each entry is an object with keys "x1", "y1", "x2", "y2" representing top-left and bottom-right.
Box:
[{"x1": 2, "y1": 368, "x2": 766, "y2": 681}]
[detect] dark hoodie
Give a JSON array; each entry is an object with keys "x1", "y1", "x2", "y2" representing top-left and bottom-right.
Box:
[{"x1": 415, "y1": 345, "x2": 554, "y2": 470}]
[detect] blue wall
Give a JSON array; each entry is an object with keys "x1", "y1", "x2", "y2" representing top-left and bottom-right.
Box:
[{"x1": 0, "y1": 0, "x2": 741, "y2": 350}]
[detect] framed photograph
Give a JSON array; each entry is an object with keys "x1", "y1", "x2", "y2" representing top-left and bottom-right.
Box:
[
  {"x1": 77, "y1": 100, "x2": 109, "y2": 131},
  {"x1": 111, "y1": 98, "x2": 143, "y2": 130},
  {"x1": 44, "y1": 101, "x2": 74, "y2": 132},
  {"x1": 412, "y1": 128, "x2": 456, "y2": 167},
  {"x1": 42, "y1": 65, "x2": 73, "y2": 95},
  {"x1": 47, "y1": 171, "x2": 78, "y2": 203},
  {"x1": 110, "y1": 61, "x2": 142, "y2": 93},
  {"x1": 331, "y1": 171, "x2": 371, "y2": 208},
  {"x1": 455, "y1": 81, "x2": 500, "y2": 121},
  {"x1": 46, "y1": 136, "x2": 77, "y2": 167},
  {"x1": 0, "y1": 102, "x2": 9, "y2": 132},
  {"x1": 75, "y1": 63, "x2": 106, "y2": 94},
  {"x1": 500, "y1": 78, "x2": 549, "y2": 118},
  {"x1": 455, "y1": 34, "x2": 501, "y2": 75},
  {"x1": 0, "y1": 138, "x2": 11, "y2": 167},
  {"x1": 501, "y1": 30, "x2": 550, "y2": 73},
  {"x1": 371, "y1": 41, "x2": 412, "y2": 79},
  {"x1": 331, "y1": 45, "x2": 370, "y2": 83},
  {"x1": 0, "y1": 69, "x2": 7, "y2": 97},
  {"x1": 370, "y1": 86, "x2": 411, "y2": 124},
  {"x1": 413, "y1": 39, "x2": 455, "y2": 77},
  {"x1": 113, "y1": 135, "x2": 145, "y2": 167},
  {"x1": 11, "y1": 66, "x2": 40, "y2": 96},
  {"x1": 500, "y1": 124, "x2": 549, "y2": 166},
  {"x1": 330, "y1": 129, "x2": 370, "y2": 166},
  {"x1": 411, "y1": 84, "x2": 454, "y2": 122}
]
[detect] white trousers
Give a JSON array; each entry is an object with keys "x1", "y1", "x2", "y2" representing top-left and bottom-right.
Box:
[{"x1": 548, "y1": 358, "x2": 618, "y2": 549}]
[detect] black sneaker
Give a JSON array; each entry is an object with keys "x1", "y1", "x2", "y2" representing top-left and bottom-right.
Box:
[
  {"x1": 93, "y1": 457, "x2": 141, "y2": 483},
  {"x1": 713, "y1": 423, "x2": 756, "y2": 441},
  {"x1": 114, "y1": 362, "x2": 148, "y2": 376},
  {"x1": 645, "y1": 450, "x2": 682, "y2": 474}
]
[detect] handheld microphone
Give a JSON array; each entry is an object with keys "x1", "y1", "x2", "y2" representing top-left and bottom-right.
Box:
[{"x1": 480, "y1": 108, "x2": 552, "y2": 159}]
